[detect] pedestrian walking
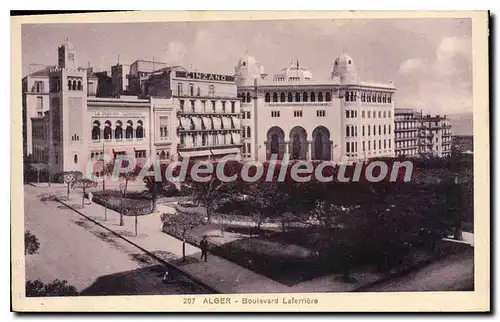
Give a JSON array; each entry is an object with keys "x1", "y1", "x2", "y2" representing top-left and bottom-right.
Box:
[
  {"x1": 200, "y1": 235, "x2": 209, "y2": 262},
  {"x1": 162, "y1": 269, "x2": 170, "y2": 283}
]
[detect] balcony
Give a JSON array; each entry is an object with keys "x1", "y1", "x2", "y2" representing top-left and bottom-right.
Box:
[
  {"x1": 177, "y1": 143, "x2": 243, "y2": 151},
  {"x1": 177, "y1": 110, "x2": 240, "y2": 117},
  {"x1": 177, "y1": 126, "x2": 240, "y2": 134}
]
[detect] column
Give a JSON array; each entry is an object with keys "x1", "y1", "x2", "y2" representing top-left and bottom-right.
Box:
[
  {"x1": 330, "y1": 141, "x2": 334, "y2": 161},
  {"x1": 306, "y1": 141, "x2": 312, "y2": 161},
  {"x1": 284, "y1": 140, "x2": 289, "y2": 160}
]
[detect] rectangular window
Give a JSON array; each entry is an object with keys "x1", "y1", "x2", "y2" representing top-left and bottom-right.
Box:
[
  {"x1": 368, "y1": 111, "x2": 371, "y2": 118},
  {"x1": 379, "y1": 140, "x2": 381, "y2": 149},
  {"x1": 317, "y1": 110, "x2": 326, "y2": 117},
  {"x1": 135, "y1": 150, "x2": 146, "y2": 158},
  {"x1": 36, "y1": 96, "x2": 43, "y2": 110},
  {"x1": 177, "y1": 83, "x2": 183, "y2": 96},
  {"x1": 179, "y1": 100, "x2": 185, "y2": 112},
  {"x1": 222, "y1": 101, "x2": 226, "y2": 113},
  {"x1": 351, "y1": 142, "x2": 355, "y2": 153},
  {"x1": 346, "y1": 142, "x2": 350, "y2": 153},
  {"x1": 389, "y1": 140, "x2": 391, "y2": 149},
  {"x1": 294, "y1": 111, "x2": 303, "y2": 117},
  {"x1": 190, "y1": 100, "x2": 195, "y2": 112},
  {"x1": 384, "y1": 140, "x2": 386, "y2": 149},
  {"x1": 362, "y1": 126, "x2": 365, "y2": 136},
  {"x1": 208, "y1": 85, "x2": 215, "y2": 97},
  {"x1": 362, "y1": 111, "x2": 365, "y2": 118},
  {"x1": 242, "y1": 112, "x2": 246, "y2": 119},
  {"x1": 212, "y1": 101, "x2": 216, "y2": 113},
  {"x1": 378, "y1": 111, "x2": 382, "y2": 118},
  {"x1": 247, "y1": 111, "x2": 251, "y2": 119},
  {"x1": 388, "y1": 111, "x2": 392, "y2": 118},
  {"x1": 383, "y1": 111, "x2": 386, "y2": 118},
  {"x1": 362, "y1": 141, "x2": 365, "y2": 151},
  {"x1": 368, "y1": 126, "x2": 371, "y2": 136},
  {"x1": 345, "y1": 111, "x2": 349, "y2": 118},
  {"x1": 231, "y1": 101, "x2": 235, "y2": 113},
  {"x1": 202, "y1": 100, "x2": 206, "y2": 113},
  {"x1": 271, "y1": 111, "x2": 280, "y2": 117},
  {"x1": 368, "y1": 140, "x2": 371, "y2": 151}
]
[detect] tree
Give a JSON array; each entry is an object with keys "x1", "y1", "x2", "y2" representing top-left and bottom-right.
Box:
[
  {"x1": 72, "y1": 178, "x2": 98, "y2": 208},
  {"x1": 25, "y1": 230, "x2": 40, "y2": 255},
  {"x1": 30, "y1": 163, "x2": 49, "y2": 184},
  {"x1": 161, "y1": 212, "x2": 204, "y2": 261},
  {"x1": 26, "y1": 279, "x2": 79, "y2": 297},
  {"x1": 105, "y1": 160, "x2": 140, "y2": 226},
  {"x1": 59, "y1": 171, "x2": 83, "y2": 200},
  {"x1": 186, "y1": 178, "x2": 230, "y2": 224},
  {"x1": 122, "y1": 202, "x2": 152, "y2": 236}
]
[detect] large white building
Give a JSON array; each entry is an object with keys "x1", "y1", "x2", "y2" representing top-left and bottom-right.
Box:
[{"x1": 235, "y1": 53, "x2": 396, "y2": 162}]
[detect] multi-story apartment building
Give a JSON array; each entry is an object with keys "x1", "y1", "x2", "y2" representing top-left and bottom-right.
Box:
[
  {"x1": 394, "y1": 108, "x2": 419, "y2": 157},
  {"x1": 418, "y1": 114, "x2": 452, "y2": 158}
]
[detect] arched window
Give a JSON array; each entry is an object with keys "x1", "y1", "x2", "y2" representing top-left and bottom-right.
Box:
[
  {"x1": 77, "y1": 81, "x2": 82, "y2": 91},
  {"x1": 295, "y1": 92, "x2": 300, "y2": 102},
  {"x1": 325, "y1": 92, "x2": 331, "y2": 101},
  {"x1": 265, "y1": 92, "x2": 270, "y2": 102},
  {"x1": 115, "y1": 120, "x2": 123, "y2": 139},
  {"x1": 246, "y1": 92, "x2": 251, "y2": 103},
  {"x1": 72, "y1": 80, "x2": 77, "y2": 91},
  {"x1": 68, "y1": 79, "x2": 72, "y2": 90},
  {"x1": 303, "y1": 92, "x2": 308, "y2": 102},
  {"x1": 288, "y1": 92, "x2": 293, "y2": 102},
  {"x1": 126, "y1": 120, "x2": 134, "y2": 139},
  {"x1": 318, "y1": 92, "x2": 323, "y2": 102},
  {"x1": 74, "y1": 154, "x2": 78, "y2": 164},
  {"x1": 104, "y1": 120, "x2": 112, "y2": 139},
  {"x1": 310, "y1": 92, "x2": 316, "y2": 102},
  {"x1": 136, "y1": 120, "x2": 144, "y2": 139},
  {"x1": 92, "y1": 120, "x2": 101, "y2": 140},
  {"x1": 280, "y1": 92, "x2": 285, "y2": 102},
  {"x1": 272, "y1": 92, "x2": 278, "y2": 102}
]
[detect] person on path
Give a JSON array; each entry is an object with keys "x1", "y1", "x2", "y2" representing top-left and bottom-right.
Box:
[
  {"x1": 88, "y1": 191, "x2": 93, "y2": 205},
  {"x1": 200, "y1": 235, "x2": 209, "y2": 262}
]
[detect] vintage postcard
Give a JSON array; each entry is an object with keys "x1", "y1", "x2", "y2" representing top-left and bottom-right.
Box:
[{"x1": 11, "y1": 11, "x2": 490, "y2": 312}]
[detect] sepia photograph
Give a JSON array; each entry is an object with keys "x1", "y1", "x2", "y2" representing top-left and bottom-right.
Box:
[{"x1": 10, "y1": 11, "x2": 489, "y2": 312}]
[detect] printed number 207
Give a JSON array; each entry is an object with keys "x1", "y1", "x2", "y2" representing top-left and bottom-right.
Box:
[{"x1": 183, "y1": 297, "x2": 195, "y2": 304}]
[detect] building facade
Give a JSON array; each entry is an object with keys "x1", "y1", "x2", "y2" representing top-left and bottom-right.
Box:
[
  {"x1": 418, "y1": 114, "x2": 452, "y2": 158},
  {"x1": 235, "y1": 53, "x2": 396, "y2": 163},
  {"x1": 394, "y1": 108, "x2": 419, "y2": 157},
  {"x1": 27, "y1": 41, "x2": 242, "y2": 177}
]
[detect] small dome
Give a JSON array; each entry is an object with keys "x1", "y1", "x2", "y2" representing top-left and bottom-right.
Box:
[
  {"x1": 237, "y1": 54, "x2": 257, "y2": 68},
  {"x1": 331, "y1": 52, "x2": 358, "y2": 84},
  {"x1": 274, "y1": 61, "x2": 313, "y2": 81}
]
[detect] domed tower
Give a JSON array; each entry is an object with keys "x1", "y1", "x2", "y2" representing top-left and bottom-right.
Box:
[
  {"x1": 331, "y1": 53, "x2": 358, "y2": 85},
  {"x1": 235, "y1": 54, "x2": 265, "y2": 86}
]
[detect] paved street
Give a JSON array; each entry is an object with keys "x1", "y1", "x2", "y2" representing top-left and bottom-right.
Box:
[
  {"x1": 24, "y1": 185, "x2": 212, "y2": 295},
  {"x1": 358, "y1": 250, "x2": 474, "y2": 292}
]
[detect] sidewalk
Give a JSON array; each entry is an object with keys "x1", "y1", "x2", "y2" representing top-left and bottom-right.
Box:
[{"x1": 47, "y1": 187, "x2": 473, "y2": 294}]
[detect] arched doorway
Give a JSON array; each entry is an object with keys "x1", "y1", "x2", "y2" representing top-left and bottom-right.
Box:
[
  {"x1": 266, "y1": 126, "x2": 285, "y2": 160},
  {"x1": 289, "y1": 126, "x2": 308, "y2": 160},
  {"x1": 312, "y1": 126, "x2": 331, "y2": 160}
]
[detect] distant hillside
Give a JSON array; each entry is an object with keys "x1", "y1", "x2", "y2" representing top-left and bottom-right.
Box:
[{"x1": 448, "y1": 112, "x2": 473, "y2": 136}]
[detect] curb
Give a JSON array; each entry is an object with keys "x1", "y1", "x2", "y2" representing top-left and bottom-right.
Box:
[{"x1": 56, "y1": 198, "x2": 220, "y2": 294}]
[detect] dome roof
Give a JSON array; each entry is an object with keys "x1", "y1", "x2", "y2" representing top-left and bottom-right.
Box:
[
  {"x1": 331, "y1": 52, "x2": 358, "y2": 83},
  {"x1": 237, "y1": 54, "x2": 258, "y2": 68},
  {"x1": 274, "y1": 61, "x2": 313, "y2": 81}
]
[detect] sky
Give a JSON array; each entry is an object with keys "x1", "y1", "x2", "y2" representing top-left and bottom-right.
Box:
[{"x1": 22, "y1": 18, "x2": 473, "y2": 115}]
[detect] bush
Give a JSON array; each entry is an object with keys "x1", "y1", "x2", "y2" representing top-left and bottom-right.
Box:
[
  {"x1": 25, "y1": 231, "x2": 40, "y2": 255},
  {"x1": 92, "y1": 191, "x2": 152, "y2": 215},
  {"x1": 26, "y1": 279, "x2": 79, "y2": 297}
]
